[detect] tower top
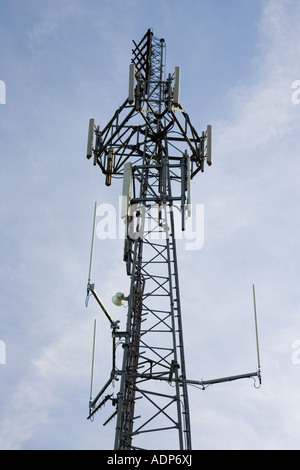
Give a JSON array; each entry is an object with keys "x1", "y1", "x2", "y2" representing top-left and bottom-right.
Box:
[{"x1": 131, "y1": 29, "x2": 165, "y2": 84}]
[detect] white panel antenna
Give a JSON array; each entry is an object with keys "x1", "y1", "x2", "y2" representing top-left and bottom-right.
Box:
[
  {"x1": 206, "y1": 125, "x2": 212, "y2": 166},
  {"x1": 128, "y1": 63, "x2": 135, "y2": 104},
  {"x1": 173, "y1": 66, "x2": 181, "y2": 106},
  {"x1": 121, "y1": 162, "x2": 132, "y2": 218},
  {"x1": 87, "y1": 118, "x2": 95, "y2": 159}
]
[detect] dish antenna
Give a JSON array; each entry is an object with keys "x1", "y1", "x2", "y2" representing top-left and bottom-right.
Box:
[{"x1": 112, "y1": 292, "x2": 128, "y2": 307}]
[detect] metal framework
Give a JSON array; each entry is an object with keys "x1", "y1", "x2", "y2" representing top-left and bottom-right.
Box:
[{"x1": 85, "y1": 29, "x2": 261, "y2": 451}]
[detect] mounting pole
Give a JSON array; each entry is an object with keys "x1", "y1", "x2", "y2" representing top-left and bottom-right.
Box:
[
  {"x1": 253, "y1": 284, "x2": 262, "y2": 383},
  {"x1": 88, "y1": 201, "x2": 97, "y2": 284},
  {"x1": 89, "y1": 319, "x2": 97, "y2": 405}
]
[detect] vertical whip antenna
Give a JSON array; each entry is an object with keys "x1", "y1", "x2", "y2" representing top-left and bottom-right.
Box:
[
  {"x1": 253, "y1": 284, "x2": 262, "y2": 384},
  {"x1": 88, "y1": 201, "x2": 97, "y2": 285},
  {"x1": 89, "y1": 318, "x2": 97, "y2": 408}
]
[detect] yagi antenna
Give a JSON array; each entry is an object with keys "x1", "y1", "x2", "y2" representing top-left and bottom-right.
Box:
[{"x1": 252, "y1": 284, "x2": 262, "y2": 384}]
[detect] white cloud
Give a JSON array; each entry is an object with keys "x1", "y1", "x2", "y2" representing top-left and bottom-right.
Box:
[
  {"x1": 214, "y1": 0, "x2": 300, "y2": 156},
  {"x1": 1, "y1": 0, "x2": 300, "y2": 451},
  {"x1": 187, "y1": 0, "x2": 300, "y2": 450}
]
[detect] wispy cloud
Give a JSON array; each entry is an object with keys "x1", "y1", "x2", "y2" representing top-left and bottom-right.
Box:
[
  {"x1": 215, "y1": 1, "x2": 300, "y2": 157},
  {"x1": 1, "y1": 0, "x2": 300, "y2": 451}
]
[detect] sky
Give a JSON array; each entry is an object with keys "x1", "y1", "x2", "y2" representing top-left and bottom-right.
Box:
[{"x1": 0, "y1": 0, "x2": 300, "y2": 450}]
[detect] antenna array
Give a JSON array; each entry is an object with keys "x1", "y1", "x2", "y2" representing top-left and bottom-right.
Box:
[{"x1": 84, "y1": 29, "x2": 261, "y2": 450}]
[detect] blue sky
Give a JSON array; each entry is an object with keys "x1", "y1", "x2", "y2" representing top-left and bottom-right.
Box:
[{"x1": 0, "y1": 0, "x2": 300, "y2": 450}]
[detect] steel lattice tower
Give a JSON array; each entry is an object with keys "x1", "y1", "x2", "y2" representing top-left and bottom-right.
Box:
[{"x1": 85, "y1": 29, "x2": 261, "y2": 451}]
